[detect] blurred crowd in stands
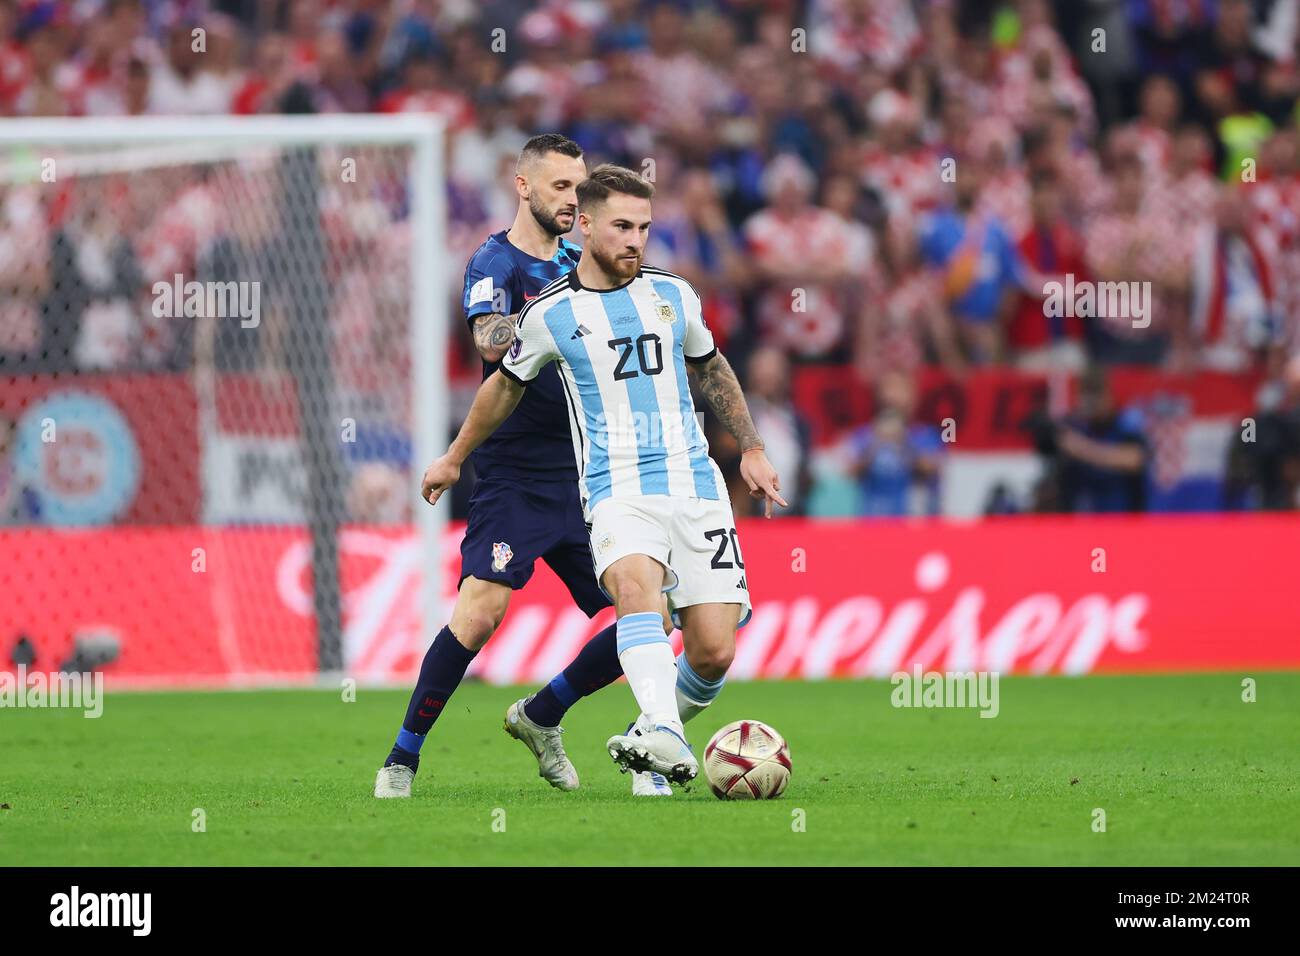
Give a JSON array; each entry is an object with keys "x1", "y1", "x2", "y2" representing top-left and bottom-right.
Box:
[{"x1": 2, "y1": 0, "x2": 1299, "y2": 521}]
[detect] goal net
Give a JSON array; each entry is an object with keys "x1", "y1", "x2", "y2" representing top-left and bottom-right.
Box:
[{"x1": 0, "y1": 115, "x2": 448, "y2": 687}]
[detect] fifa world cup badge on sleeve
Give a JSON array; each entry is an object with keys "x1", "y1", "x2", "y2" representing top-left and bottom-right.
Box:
[
  {"x1": 492, "y1": 541, "x2": 513, "y2": 572},
  {"x1": 469, "y1": 276, "x2": 493, "y2": 305}
]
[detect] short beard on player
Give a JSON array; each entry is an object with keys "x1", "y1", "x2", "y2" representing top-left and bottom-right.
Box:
[
  {"x1": 530, "y1": 195, "x2": 573, "y2": 237},
  {"x1": 590, "y1": 242, "x2": 641, "y2": 282}
]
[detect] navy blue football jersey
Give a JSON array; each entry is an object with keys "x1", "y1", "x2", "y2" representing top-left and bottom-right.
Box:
[{"x1": 462, "y1": 230, "x2": 582, "y2": 480}]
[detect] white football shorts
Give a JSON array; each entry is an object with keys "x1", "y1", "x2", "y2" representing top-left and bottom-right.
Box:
[{"x1": 588, "y1": 493, "x2": 752, "y2": 628}]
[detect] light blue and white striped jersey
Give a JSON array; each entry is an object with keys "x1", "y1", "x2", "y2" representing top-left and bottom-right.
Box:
[{"x1": 500, "y1": 265, "x2": 722, "y2": 516}]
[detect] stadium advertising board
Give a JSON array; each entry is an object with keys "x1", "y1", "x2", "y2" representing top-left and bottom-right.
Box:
[{"x1": 2, "y1": 515, "x2": 1295, "y2": 686}]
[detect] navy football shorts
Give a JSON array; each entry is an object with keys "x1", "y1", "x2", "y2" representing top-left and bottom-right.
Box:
[{"x1": 458, "y1": 477, "x2": 610, "y2": 618}]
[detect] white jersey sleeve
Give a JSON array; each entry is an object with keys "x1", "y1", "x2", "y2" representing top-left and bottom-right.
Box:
[
  {"x1": 680, "y1": 283, "x2": 717, "y2": 363},
  {"x1": 500, "y1": 298, "x2": 560, "y2": 384}
]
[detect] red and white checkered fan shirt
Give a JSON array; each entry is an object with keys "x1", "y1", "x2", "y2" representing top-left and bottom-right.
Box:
[
  {"x1": 1084, "y1": 205, "x2": 1188, "y2": 338},
  {"x1": 744, "y1": 206, "x2": 872, "y2": 358}
]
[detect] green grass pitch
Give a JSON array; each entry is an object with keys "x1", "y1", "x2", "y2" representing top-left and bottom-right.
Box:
[{"x1": 3, "y1": 673, "x2": 1298, "y2": 866}]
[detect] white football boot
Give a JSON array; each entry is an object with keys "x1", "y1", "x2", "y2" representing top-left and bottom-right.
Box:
[
  {"x1": 504, "y1": 696, "x2": 580, "y2": 791},
  {"x1": 606, "y1": 721, "x2": 698, "y2": 785},
  {"x1": 623, "y1": 719, "x2": 673, "y2": 795},
  {"x1": 631, "y1": 770, "x2": 673, "y2": 796},
  {"x1": 374, "y1": 764, "x2": 415, "y2": 798}
]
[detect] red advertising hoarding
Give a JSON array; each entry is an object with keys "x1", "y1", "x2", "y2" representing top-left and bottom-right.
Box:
[{"x1": 1, "y1": 515, "x2": 1295, "y2": 687}]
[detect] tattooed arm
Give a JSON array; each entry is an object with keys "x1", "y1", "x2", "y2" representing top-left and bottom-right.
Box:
[
  {"x1": 689, "y1": 351, "x2": 789, "y2": 516},
  {"x1": 689, "y1": 351, "x2": 763, "y2": 450},
  {"x1": 472, "y1": 312, "x2": 518, "y2": 363}
]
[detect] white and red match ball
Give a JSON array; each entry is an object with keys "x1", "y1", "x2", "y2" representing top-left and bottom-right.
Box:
[{"x1": 703, "y1": 719, "x2": 792, "y2": 800}]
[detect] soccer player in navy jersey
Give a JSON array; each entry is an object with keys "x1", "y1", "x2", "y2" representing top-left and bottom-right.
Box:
[
  {"x1": 421, "y1": 164, "x2": 786, "y2": 789},
  {"x1": 375, "y1": 134, "x2": 644, "y2": 797}
]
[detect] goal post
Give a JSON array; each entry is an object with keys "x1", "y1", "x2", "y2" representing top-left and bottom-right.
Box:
[{"x1": 0, "y1": 114, "x2": 449, "y2": 686}]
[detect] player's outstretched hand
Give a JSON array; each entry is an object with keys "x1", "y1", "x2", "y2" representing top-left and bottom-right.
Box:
[
  {"x1": 739, "y1": 448, "x2": 788, "y2": 518},
  {"x1": 421, "y1": 454, "x2": 461, "y2": 506}
]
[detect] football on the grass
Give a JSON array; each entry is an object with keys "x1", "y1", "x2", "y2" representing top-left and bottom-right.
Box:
[{"x1": 703, "y1": 720, "x2": 792, "y2": 799}]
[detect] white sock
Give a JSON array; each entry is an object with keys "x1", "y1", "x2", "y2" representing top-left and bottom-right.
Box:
[
  {"x1": 630, "y1": 690, "x2": 706, "y2": 743},
  {"x1": 616, "y1": 612, "x2": 681, "y2": 729},
  {"x1": 676, "y1": 686, "x2": 709, "y2": 724}
]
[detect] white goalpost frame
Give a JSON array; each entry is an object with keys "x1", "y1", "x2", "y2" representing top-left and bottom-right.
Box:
[{"x1": 0, "y1": 113, "x2": 451, "y2": 666}]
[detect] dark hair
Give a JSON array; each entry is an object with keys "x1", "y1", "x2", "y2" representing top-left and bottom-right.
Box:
[
  {"x1": 518, "y1": 133, "x2": 583, "y2": 170},
  {"x1": 1106, "y1": 149, "x2": 1143, "y2": 175},
  {"x1": 1079, "y1": 365, "x2": 1109, "y2": 396},
  {"x1": 1029, "y1": 167, "x2": 1060, "y2": 191},
  {"x1": 1020, "y1": 125, "x2": 1050, "y2": 159},
  {"x1": 576, "y1": 163, "x2": 655, "y2": 210}
]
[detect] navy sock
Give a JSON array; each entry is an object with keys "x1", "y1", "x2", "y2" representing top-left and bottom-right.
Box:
[
  {"x1": 524, "y1": 621, "x2": 623, "y2": 727},
  {"x1": 384, "y1": 625, "x2": 478, "y2": 770}
]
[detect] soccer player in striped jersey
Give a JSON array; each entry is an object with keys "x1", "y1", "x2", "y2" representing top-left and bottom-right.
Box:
[
  {"x1": 422, "y1": 164, "x2": 786, "y2": 785},
  {"x1": 375, "y1": 134, "x2": 641, "y2": 798}
]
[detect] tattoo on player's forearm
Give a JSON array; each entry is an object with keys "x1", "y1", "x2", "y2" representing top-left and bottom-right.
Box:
[
  {"x1": 473, "y1": 313, "x2": 516, "y2": 361},
  {"x1": 692, "y1": 354, "x2": 763, "y2": 452}
]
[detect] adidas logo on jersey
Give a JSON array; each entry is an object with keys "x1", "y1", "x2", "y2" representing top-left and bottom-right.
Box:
[
  {"x1": 736, "y1": 576, "x2": 748, "y2": 591},
  {"x1": 570, "y1": 323, "x2": 592, "y2": 339}
]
